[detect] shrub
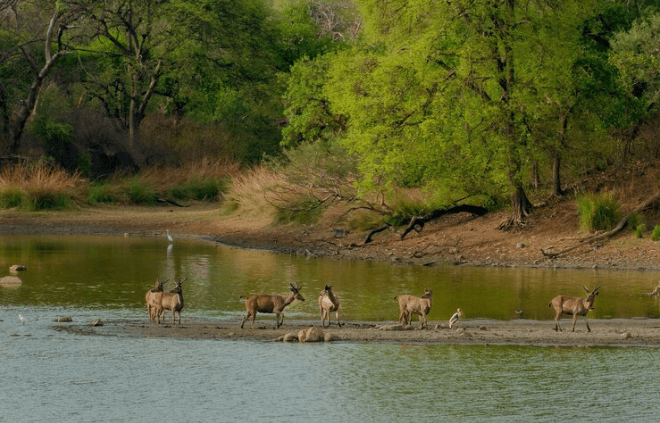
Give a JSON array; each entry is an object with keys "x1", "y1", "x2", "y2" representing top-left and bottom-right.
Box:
[
  {"x1": 635, "y1": 224, "x2": 646, "y2": 238},
  {"x1": 127, "y1": 179, "x2": 158, "y2": 204},
  {"x1": 273, "y1": 195, "x2": 324, "y2": 224},
  {"x1": 652, "y1": 225, "x2": 660, "y2": 241},
  {"x1": 628, "y1": 212, "x2": 646, "y2": 233},
  {"x1": 0, "y1": 186, "x2": 23, "y2": 209},
  {"x1": 577, "y1": 192, "x2": 622, "y2": 232},
  {"x1": 24, "y1": 189, "x2": 72, "y2": 210},
  {"x1": 88, "y1": 183, "x2": 120, "y2": 204}
]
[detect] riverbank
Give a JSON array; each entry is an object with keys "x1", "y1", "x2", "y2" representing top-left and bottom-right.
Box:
[
  {"x1": 2, "y1": 195, "x2": 660, "y2": 271},
  {"x1": 58, "y1": 317, "x2": 660, "y2": 347}
]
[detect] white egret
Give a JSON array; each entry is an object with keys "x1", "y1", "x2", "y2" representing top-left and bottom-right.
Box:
[
  {"x1": 19, "y1": 314, "x2": 24, "y2": 325},
  {"x1": 449, "y1": 308, "x2": 464, "y2": 329},
  {"x1": 166, "y1": 230, "x2": 173, "y2": 243}
]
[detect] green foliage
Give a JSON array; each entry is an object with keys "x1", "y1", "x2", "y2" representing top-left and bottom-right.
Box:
[
  {"x1": 88, "y1": 183, "x2": 120, "y2": 204},
  {"x1": 651, "y1": 225, "x2": 660, "y2": 241},
  {"x1": 628, "y1": 212, "x2": 646, "y2": 233},
  {"x1": 635, "y1": 223, "x2": 647, "y2": 238},
  {"x1": 0, "y1": 187, "x2": 24, "y2": 209},
  {"x1": 24, "y1": 189, "x2": 73, "y2": 211},
  {"x1": 577, "y1": 193, "x2": 622, "y2": 232},
  {"x1": 273, "y1": 195, "x2": 324, "y2": 224},
  {"x1": 168, "y1": 178, "x2": 226, "y2": 201},
  {"x1": 127, "y1": 179, "x2": 158, "y2": 205}
]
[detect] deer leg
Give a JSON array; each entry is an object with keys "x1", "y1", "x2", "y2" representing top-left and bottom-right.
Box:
[
  {"x1": 554, "y1": 311, "x2": 562, "y2": 332},
  {"x1": 240, "y1": 312, "x2": 251, "y2": 329},
  {"x1": 276, "y1": 313, "x2": 282, "y2": 328},
  {"x1": 585, "y1": 315, "x2": 591, "y2": 332},
  {"x1": 572, "y1": 314, "x2": 578, "y2": 332},
  {"x1": 420, "y1": 313, "x2": 427, "y2": 330},
  {"x1": 336, "y1": 311, "x2": 341, "y2": 328}
]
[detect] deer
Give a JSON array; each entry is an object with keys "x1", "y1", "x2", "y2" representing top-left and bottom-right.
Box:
[
  {"x1": 549, "y1": 285, "x2": 601, "y2": 332},
  {"x1": 318, "y1": 285, "x2": 341, "y2": 328},
  {"x1": 394, "y1": 289, "x2": 433, "y2": 329},
  {"x1": 159, "y1": 277, "x2": 186, "y2": 325},
  {"x1": 145, "y1": 278, "x2": 168, "y2": 322},
  {"x1": 240, "y1": 283, "x2": 305, "y2": 329}
]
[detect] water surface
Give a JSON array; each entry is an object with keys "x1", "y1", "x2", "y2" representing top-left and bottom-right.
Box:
[{"x1": 2, "y1": 234, "x2": 660, "y2": 422}]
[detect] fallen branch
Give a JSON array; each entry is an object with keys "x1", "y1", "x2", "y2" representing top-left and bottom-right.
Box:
[
  {"x1": 364, "y1": 223, "x2": 391, "y2": 244},
  {"x1": 541, "y1": 190, "x2": 660, "y2": 259},
  {"x1": 400, "y1": 204, "x2": 488, "y2": 240}
]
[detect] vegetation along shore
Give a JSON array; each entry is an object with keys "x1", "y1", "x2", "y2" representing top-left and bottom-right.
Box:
[{"x1": 4, "y1": 2, "x2": 660, "y2": 345}]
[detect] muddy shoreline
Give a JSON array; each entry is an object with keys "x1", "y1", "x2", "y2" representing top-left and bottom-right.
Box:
[
  {"x1": 56, "y1": 317, "x2": 660, "y2": 348},
  {"x1": 4, "y1": 206, "x2": 660, "y2": 347}
]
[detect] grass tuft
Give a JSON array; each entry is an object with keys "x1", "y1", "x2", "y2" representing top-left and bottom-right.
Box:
[{"x1": 577, "y1": 192, "x2": 622, "y2": 233}]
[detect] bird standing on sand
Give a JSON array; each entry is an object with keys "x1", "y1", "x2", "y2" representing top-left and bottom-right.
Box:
[
  {"x1": 449, "y1": 308, "x2": 464, "y2": 329},
  {"x1": 166, "y1": 230, "x2": 173, "y2": 243}
]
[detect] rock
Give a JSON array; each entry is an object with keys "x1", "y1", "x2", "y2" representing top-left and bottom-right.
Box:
[
  {"x1": 480, "y1": 326, "x2": 487, "y2": 331},
  {"x1": 455, "y1": 328, "x2": 465, "y2": 334},
  {"x1": 91, "y1": 319, "x2": 103, "y2": 327},
  {"x1": 54, "y1": 316, "x2": 72, "y2": 322},
  {"x1": 9, "y1": 264, "x2": 27, "y2": 273},
  {"x1": 516, "y1": 242, "x2": 525, "y2": 249},
  {"x1": 621, "y1": 332, "x2": 630, "y2": 340},
  {"x1": 0, "y1": 276, "x2": 22, "y2": 289}
]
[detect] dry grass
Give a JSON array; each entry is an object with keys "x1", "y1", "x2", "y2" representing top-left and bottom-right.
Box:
[
  {"x1": 0, "y1": 162, "x2": 87, "y2": 209},
  {"x1": 224, "y1": 166, "x2": 285, "y2": 218},
  {"x1": 0, "y1": 162, "x2": 85, "y2": 192},
  {"x1": 137, "y1": 158, "x2": 240, "y2": 186}
]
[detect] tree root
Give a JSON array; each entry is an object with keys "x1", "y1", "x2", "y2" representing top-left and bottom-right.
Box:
[
  {"x1": 400, "y1": 205, "x2": 487, "y2": 240},
  {"x1": 541, "y1": 190, "x2": 660, "y2": 259}
]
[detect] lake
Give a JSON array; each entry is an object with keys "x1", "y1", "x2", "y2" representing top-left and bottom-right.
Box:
[{"x1": 1, "y1": 234, "x2": 660, "y2": 422}]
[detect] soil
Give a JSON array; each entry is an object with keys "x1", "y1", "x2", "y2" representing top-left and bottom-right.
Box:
[{"x1": 6, "y1": 160, "x2": 660, "y2": 346}]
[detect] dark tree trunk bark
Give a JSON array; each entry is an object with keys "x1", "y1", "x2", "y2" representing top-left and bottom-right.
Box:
[{"x1": 552, "y1": 150, "x2": 564, "y2": 196}]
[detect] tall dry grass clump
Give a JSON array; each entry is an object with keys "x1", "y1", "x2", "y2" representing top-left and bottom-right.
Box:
[
  {"x1": 224, "y1": 166, "x2": 286, "y2": 217},
  {"x1": 0, "y1": 162, "x2": 86, "y2": 209}
]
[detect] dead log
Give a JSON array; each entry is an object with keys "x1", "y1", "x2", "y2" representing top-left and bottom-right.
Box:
[
  {"x1": 541, "y1": 190, "x2": 660, "y2": 259},
  {"x1": 364, "y1": 223, "x2": 391, "y2": 244},
  {"x1": 400, "y1": 205, "x2": 488, "y2": 240}
]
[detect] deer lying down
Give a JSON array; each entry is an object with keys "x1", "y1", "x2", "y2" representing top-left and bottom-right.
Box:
[
  {"x1": 145, "y1": 278, "x2": 168, "y2": 322},
  {"x1": 549, "y1": 285, "x2": 600, "y2": 332},
  {"x1": 240, "y1": 283, "x2": 305, "y2": 329},
  {"x1": 318, "y1": 285, "x2": 341, "y2": 328},
  {"x1": 394, "y1": 289, "x2": 433, "y2": 329}
]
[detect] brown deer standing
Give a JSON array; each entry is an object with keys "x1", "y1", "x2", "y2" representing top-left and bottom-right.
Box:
[
  {"x1": 318, "y1": 285, "x2": 341, "y2": 328},
  {"x1": 549, "y1": 285, "x2": 601, "y2": 332},
  {"x1": 240, "y1": 283, "x2": 305, "y2": 329},
  {"x1": 394, "y1": 289, "x2": 433, "y2": 329},
  {"x1": 145, "y1": 278, "x2": 168, "y2": 322}
]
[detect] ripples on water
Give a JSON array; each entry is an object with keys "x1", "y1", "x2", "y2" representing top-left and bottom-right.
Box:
[
  {"x1": 2, "y1": 307, "x2": 660, "y2": 422},
  {"x1": 3, "y1": 235, "x2": 660, "y2": 421}
]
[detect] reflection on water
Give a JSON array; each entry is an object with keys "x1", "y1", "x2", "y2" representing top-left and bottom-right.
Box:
[
  {"x1": 1, "y1": 234, "x2": 660, "y2": 321},
  {"x1": 1, "y1": 307, "x2": 660, "y2": 422},
  {"x1": 2, "y1": 235, "x2": 660, "y2": 421}
]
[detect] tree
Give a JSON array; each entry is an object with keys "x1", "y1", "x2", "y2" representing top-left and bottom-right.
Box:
[
  {"x1": 0, "y1": 1, "x2": 81, "y2": 155},
  {"x1": 320, "y1": 0, "x2": 604, "y2": 225}
]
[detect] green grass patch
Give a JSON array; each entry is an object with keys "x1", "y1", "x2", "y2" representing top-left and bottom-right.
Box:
[
  {"x1": 24, "y1": 189, "x2": 73, "y2": 210},
  {"x1": 127, "y1": 179, "x2": 158, "y2": 204},
  {"x1": 577, "y1": 192, "x2": 622, "y2": 232},
  {"x1": 88, "y1": 182, "x2": 120, "y2": 204},
  {"x1": 651, "y1": 225, "x2": 660, "y2": 241},
  {"x1": 274, "y1": 196, "x2": 323, "y2": 224},
  {"x1": 0, "y1": 186, "x2": 24, "y2": 209},
  {"x1": 168, "y1": 177, "x2": 226, "y2": 201}
]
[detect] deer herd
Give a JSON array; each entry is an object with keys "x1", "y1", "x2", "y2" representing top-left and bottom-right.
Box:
[{"x1": 145, "y1": 276, "x2": 605, "y2": 334}]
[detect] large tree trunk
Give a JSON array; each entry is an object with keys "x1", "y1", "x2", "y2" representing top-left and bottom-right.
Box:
[
  {"x1": 7, "y1": 10, "x2": 67, "y2": 154},
  {"x1": 552, "y1": 150, "x2": 563, "y2": 196}
]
